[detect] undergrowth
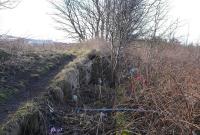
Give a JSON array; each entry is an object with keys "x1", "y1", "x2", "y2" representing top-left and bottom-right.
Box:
[{"x1": 114, "y1": 43, "x2": 200, "y2": 134}]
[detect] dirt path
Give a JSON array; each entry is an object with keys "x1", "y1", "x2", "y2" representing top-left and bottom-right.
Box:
[{"x1": 0, "y1": 56, "x2": 75, "y2": 125}]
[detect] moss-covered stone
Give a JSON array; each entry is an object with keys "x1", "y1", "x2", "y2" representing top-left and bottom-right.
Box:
[
  {"x1": 48, "y1": 85, "x2": 64, "y2": 103},
  {"x1": 14, "y1": 102, "x2": 34, "y2": 118},
  {"x1": 52, "y1": 52, "x2": 92, "y2": 101},
  {"x1": 90, "y1": 55, "x2": 113, "y2": 86}
]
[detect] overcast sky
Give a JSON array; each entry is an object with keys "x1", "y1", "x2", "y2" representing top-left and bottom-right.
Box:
[{"x1": 0, "y1": 0, "x2": 200, "y2": 43}]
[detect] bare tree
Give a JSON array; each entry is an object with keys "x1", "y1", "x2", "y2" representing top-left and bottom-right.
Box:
[
  {"x1": 51, "y1": 0, "x2": 158, "y2": 41},
  {"x1": 0, "y1": 0, "x2": 20, "y2": 39},
  {"x1": 51, "y1": 0, "x2": 171, "y2": 83},
  {"x1": 149, "y1": 0, "x2": 180, "y2": 43}
]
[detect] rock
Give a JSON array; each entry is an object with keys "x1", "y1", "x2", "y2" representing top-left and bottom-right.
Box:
[
  {"x1": 63, "y1": 68, "x2": 79, "y2": 100},
  {"x1": 49, "y1": 86, "x2": 64, "y2": 103}
]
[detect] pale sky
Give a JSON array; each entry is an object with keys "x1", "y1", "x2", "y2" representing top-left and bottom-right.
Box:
[
  {"x1": 0, "y1": 0, "x2": 66, "y2": 42},
  {"x1": 169, "y1": 0, "x2": 200, "y2": 43},
  {"x1": 0, "y1": 0, "x2": 200, "y2": 43}
]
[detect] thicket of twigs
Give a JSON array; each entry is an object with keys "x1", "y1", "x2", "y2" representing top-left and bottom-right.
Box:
[{"x1": 114, "y1": 41, "x2": 200, "y2": 134}]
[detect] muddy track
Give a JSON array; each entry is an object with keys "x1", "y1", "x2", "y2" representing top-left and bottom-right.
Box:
[{"x1": 0, "y1": 55, "x2": 75, "y2": 125}]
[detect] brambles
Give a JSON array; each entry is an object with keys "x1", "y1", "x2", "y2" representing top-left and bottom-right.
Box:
[{"x1": 114, "y1": 42, "x2": 200, "y2": 134}]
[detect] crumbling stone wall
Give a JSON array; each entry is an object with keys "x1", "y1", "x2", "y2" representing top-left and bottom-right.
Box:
[{"x1": 0, "y1": 50, "x2": 112, "y2": 135}]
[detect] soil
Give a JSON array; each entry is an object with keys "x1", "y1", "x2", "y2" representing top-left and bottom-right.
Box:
[{"x1": 0, "y1": 55, "x2": 75, "y2": 125}]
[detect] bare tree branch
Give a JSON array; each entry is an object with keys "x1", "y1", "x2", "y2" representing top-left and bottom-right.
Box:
[
  {"x1": 0, "y1": 0, "x2": 20, "y2": 10},
  {"x1": 50, "y1": 0, "x2": 174, "y2": 83}
]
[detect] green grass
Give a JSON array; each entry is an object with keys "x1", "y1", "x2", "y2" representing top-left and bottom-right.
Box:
[{"x1": 0, "y1": 87, "x2": 18, "y2": 103}]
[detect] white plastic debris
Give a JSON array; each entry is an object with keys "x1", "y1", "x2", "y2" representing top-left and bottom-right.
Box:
[
  {"x1": 50, "y1": 127, "x2": 56, "y2": 134},
  {"x1": 73, "y1": 95, "x2": 78, "y2": 102},
  {"x1": 100, "y1": 112, "x2": 106, "y2": 122},
  {"x1": 129, "y1": 67, "x2": 138, "y2": 76},
  {"x1": 47, "y1": 104, "x2": 54, "y2": 113},
  {"x1": 50, "y1": 127, "x2": 64, "y2": 135}
]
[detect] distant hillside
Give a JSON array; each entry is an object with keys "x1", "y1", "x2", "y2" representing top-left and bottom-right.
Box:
[
  {"x1": 25, "y1": 38, "x2": 54, "y2": 45},
  {"x1": 0, "y1": 35, "x2": 66, "y2": 46}
]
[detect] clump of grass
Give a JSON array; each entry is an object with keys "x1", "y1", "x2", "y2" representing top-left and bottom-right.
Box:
[{"x1": 13, "y1": 102, "x2": 35, "y2": 118}]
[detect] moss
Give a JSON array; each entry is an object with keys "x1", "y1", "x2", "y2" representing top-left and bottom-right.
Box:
[
  {"x1": 13, "y1": 102, "x2": 34, "y2": 118},
  {"x1": 121, "y1": 130, "x2": 131, "y2": 135},
  {"x1": 65, "y1": 48, "x2": 91, "y2": 57},
  {"x1": 0, "y1": 93, "x2": 7, "y2": 102},
  {"x1": 51, "y1": 49, "x2": 95, "y2": 102},
  {"x1": 33, "y1": 53, "x2": 70, "y2": 76},
  {"x1": 0, "y1": 49, "x2": 11, "y2": 61},
  {"x1": 0, "y1": 128, "x2": 3, "y2": 134},
  {"x1": 1, "y1": 102, "x2": 46, "y2": 135},
  {"x1": 47, "y1": 62, "x2": 55, "y2": 69},
  {"x1": 48, "y1": 85, "x2": 64, "y2": 103},
  {"x1": 115, "y1": 112, "x2": 127, "y2": 127},
  {"x1": 43, "y1": 65, "x2": 50, "y2": 73},
  {"x1": 62, "y1": 53, "x2": 70, "y2": 58},
  {"x1": 0, "y1": 102, "x2": 33, "y2": 127},
  {"x1": 114, "y1": 112, "x2": 132, "y2": 135},
  {"x1": 53, "y1": 58, "x2": 82, "y2": 83},
  {"x1": 116, "y1": 85, "x2": 126, "y2": 103},
  {"x1": 0, "y1": 87, "x2": 18, "y2": 103}
]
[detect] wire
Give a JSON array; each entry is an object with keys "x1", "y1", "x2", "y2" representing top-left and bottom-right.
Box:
[{"x1": 76, "y1": 108, "x2": 158, "y2": 113}]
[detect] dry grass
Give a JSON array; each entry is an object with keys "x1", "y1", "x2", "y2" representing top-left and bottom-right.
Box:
[
  {"x1": 0, "y1": 39, "x2": 74, "y2": 103},
  {"x1": 0, "y1": 39, "x2": 71, "y2": 55},
  {"x1": 115, "y1": 42, "x2": 200, "y2": 134}
]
